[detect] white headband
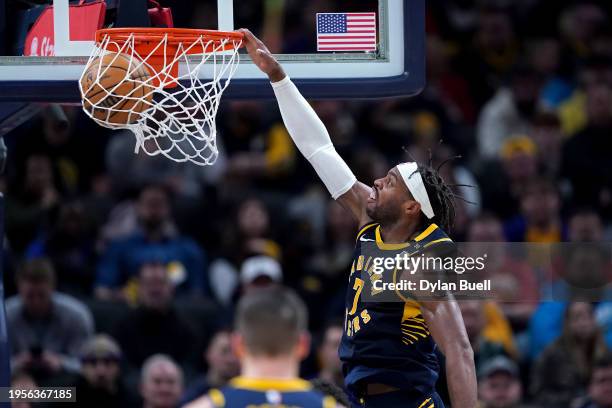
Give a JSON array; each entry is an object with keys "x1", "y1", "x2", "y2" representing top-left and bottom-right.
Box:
[{"x1": 397, "y1": 162, "x2": 435, "y2": 219}]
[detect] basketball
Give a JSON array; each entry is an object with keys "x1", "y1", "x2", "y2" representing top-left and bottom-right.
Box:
[{"x1": 80, "y1": 52, "x2": 154, "y2": 125}]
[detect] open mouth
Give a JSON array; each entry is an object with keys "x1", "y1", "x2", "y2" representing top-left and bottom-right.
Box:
[{"x1": 368, "y1": 187, "x2": 378, "y2": 202}]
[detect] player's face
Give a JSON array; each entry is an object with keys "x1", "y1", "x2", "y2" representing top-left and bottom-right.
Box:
[{"x1": 366, "y1": 167, "x2": 411, "y2": 223}]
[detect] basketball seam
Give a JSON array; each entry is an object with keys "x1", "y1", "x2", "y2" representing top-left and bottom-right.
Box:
[{"x1": 82, "y1": 53, "x2": 153, "y2": 124}]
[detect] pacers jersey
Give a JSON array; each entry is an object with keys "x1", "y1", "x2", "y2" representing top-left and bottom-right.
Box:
[
  {"x1": 206, "y1": 377, "x2": 336, "y2": 408},
  {"x1": 338, "y1": 222, "x2": 455, "y2": 399}
]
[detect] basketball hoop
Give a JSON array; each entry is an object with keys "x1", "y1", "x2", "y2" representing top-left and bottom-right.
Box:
[{"x1": 79, "y1": 28, "x2": 244, "y2": 165}]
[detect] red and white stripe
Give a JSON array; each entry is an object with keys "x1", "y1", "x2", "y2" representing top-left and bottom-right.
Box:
[{"x1": 317, "y1": 13, "x2": 377, "y2": 52}]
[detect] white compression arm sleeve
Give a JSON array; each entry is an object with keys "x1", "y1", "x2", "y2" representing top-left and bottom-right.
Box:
[{"x1": 271, "y1": 76, "x2": 356, "y2": 199}]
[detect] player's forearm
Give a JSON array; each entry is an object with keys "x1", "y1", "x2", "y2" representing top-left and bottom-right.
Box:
[
  {"x1": 270, "y1": 76, "x2": 333, "y2": 160},
  {"x1": 445, "y1": 343, "x2": 477, "y2": 408},
  {"x1": 422, "y1": 300, "x2": 477, "y2": 408},
  {"x1": 270, "y1": 77, "x2": 356, "y2": 199}
]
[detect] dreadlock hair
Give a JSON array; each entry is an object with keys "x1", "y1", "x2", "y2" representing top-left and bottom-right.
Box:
[
  {"x1": 309, "y1": 378, "x2": 350, "y2": 407},
  {"x1": 417, "y1": 164, "x2": 456, "y2": 232},
  {"x1": 402, "y1": 145, "x2": 473, "y2": 233}
]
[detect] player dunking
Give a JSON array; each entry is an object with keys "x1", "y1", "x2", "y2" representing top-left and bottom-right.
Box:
[{"x1": 240, "y1": 29, "x2": 477, "y2": 408}]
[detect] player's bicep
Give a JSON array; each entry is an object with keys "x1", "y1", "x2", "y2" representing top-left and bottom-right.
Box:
[{"x1": 336, "y1": 181, "x2": 372, "y2": 225}]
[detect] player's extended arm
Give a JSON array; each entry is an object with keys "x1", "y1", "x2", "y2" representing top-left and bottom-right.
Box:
[
  {"x1": 421, "y1": 299, "x2": 477, "y2": 408},
  {"x1": 239, "y1": 28, "x2": 372, "y2": 224}
]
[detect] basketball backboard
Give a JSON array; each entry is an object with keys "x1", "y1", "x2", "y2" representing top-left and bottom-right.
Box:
[{"x1": 0, "y1": 0, "x2": 424, "y2": 102}]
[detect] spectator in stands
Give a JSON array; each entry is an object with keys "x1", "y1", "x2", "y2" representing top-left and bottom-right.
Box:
[
  {"x1": 112, "y1": 261, "x2": 198, "y2": 381},
  {"x1": 467, "y1": 214, "x2": 539, "y2": 331},
  {"x1": 11, "y1": 370, "x2": 37, "y2": 408},
  {"x1": 105, "y1": 128, "x2": 226, "y2": 200},
  {"x1": 74, "y1": 334, "x2": 137, "y2": 408},
  {"x1": 11, "y1": 105, "x2": 105, "y2": 195},
  {"x1": 239, "y1": 255, "x2": 283, "y2": 295},
  {"x1": 478, "y1": 136, "x2": 538, "y2": 220},
  {"x1": 222, "y1": 101, "x2": 296, "y2": 185},
  {"x1": 25, "y1": 201, "x2": 97, "y2": 297},
  {"x1": 209, "y1": 198, "x2": 281, "y2": 305},
  {"x1": 569, "y1": 209, "x2": 605, "y2": 242},
  {"x1": 504, "y1": 178, "x2": 566, "y2": 242},
  {"x1": 477, "y1": 356, "x2": 526, "y2": 408},
  {"x1": 557, "y1": 56, "x2": 612, "y2": 137},
  {"x1": 426, "y1": 34, "x2": 477, "y2": 124},
  {"x1": 476, "y1": 65, "x2": 542, "y2": 158},
  {"x1": 6, "y1": 259, "x2": 93, "y2": 381},
  {"x1": 574, "y1": 352, "x2": 612, "y2": 408},
  {"x1": 526, "y1": 37, "x2": 569, "y2": 111},
  {"x1": 297, "y1": 201, "x2": 357, "y2": 322},
  {"x1": 140, "y1": 354, "x2": 184, "y2": 408},
  {"x1": 528, "y1": 210, "x2": 608, "y2": 358},
  {"x1": 180, "y1": 329, "x2": 240, "y2": 406},
  {"x1": 531, "y1": 112, "x2": 563, "y2": 177},
  {"x1": 234, "y1": 198, "x2": 281, "y2": 260},
  {"x1": 96, "y1": 184, "x2": 207, "y2": 300},
  {"x1": 531, "y1": 302, "x2": 608, "y2": 407},
  {"x1": 317, "y1": 320, "x2": 344, "y2": 389},
  {"x1": 5, "y1": 154, "x2": 60, "y2": 254},
  {"x1": 460, "y1": 301, "x2": 508, "y2": 373},
  {"x1": 461, "y1": 7, "x2": 520, "y2": 108},
  {"x1": 559, "y1": 3, "x2": 607, "y2": 60},
  {"x1": 561, "y1": 83, "x2": 612, "y2": 222}
]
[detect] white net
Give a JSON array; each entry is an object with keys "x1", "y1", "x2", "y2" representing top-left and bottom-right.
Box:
[{"x1": 79, "y1": 31, "x2": 242, "y2": 166}]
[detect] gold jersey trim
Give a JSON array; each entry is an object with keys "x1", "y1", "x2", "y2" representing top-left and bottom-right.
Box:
[{"x1": 229, "y1": 376, "x2": 312, "y2": 392}]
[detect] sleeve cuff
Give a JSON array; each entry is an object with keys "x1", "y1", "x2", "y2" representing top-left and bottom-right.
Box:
[{"x1": 270, "y1": 75, "x2": 292, "y2": 89}]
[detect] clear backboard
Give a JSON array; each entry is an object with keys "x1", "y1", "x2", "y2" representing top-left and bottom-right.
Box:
[{"x1": 0, "y1": 0, "x2": 424, "y2": 102}]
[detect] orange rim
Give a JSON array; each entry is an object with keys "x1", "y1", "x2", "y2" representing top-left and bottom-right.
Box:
[
  {"x1": 95, "y1": 28, "x2": 243, "y2": 51},
  {"x1": 93, "y1": 28, "x2": 243, "y2": 89}
]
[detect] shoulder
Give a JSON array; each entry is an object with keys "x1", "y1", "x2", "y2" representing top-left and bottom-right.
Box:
[
  {"x1": 53, "y1": 293, "x2": 88, "y2": 312},
  {"x1": 355, "y1": 222, "x2": 378, "y2": 242},
  {"x1": 5, "y1": 295, "x2": 22, "y2": 316},
  {"x1": 53, "y1": 293, "x2": 93, "y2": 325},
  {"x1": 176, "y1": 237, "x2": 205, "y2": 253},
  {"x1": 537, "y1": 339, "x2": 569, "y2": 363},
  {"x1": 183, "y1": 395, "x2": 215, "y2": 408},
  {"x1": 180, "y1": 377, "x2": 211, "y2": 406},
  {"x1": 184, "y1": 388, "x2": 224, "y2": 408},
  {"x1": 414, "y1": 224, "x2": 455, "y2": 255}
]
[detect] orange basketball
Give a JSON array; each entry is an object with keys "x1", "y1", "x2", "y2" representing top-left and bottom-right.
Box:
[{"x1": 80, "y1": 53, "x2": 154, "y2": 125}]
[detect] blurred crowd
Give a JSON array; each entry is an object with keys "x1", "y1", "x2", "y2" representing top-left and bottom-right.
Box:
[{"x1": 3, "y1": 0, "x2": 612, "y2": 407}]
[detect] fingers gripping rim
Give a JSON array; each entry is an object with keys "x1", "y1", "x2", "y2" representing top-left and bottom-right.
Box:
[{"x1": 79, "y1": 29, "x2": 243, "y2": 166}]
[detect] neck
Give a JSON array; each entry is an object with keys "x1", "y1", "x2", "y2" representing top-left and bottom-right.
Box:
[
  {"x1": 145, "y1": 228, "x2": 164, "y2": 241},
  {"x1": 206, "y1": 370, "x2": 226, "y2": 388},
  {"x1": 240, "y1": 354, "x2": 300, "y2": 379},
  {"x1": 379, "y1": 217, "x2": 422, "y2": 243},
  {"x1": 532, "y1": 218, "x2": 557, "y2": 230}
]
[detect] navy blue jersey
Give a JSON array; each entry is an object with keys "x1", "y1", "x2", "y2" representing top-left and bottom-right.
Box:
[
  {"x1": 206, "y1": 377, "x2": 336, "y2": 408},
  {"x1": 338, "y1": 223, "x2": 454, "y2": 399}
]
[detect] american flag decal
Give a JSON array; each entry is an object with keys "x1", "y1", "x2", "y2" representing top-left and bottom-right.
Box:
[{"x1": 316, "y1": 12, "x2": 377, "y2": 52}]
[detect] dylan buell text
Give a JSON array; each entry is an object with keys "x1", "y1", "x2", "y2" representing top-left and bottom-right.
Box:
[{"x1": 373, "y1": 279, "x2": 492, "y2": 293}]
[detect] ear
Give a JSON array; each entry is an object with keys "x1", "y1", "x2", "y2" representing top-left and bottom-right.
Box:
[
  {"x1": 295, "y1": 332, "x2": 311, "y2": 361},
  {"x1": 404, "y1": 199, "x2": 421, "y2": 218},
  {"x1": 231, "y1": 333, "x2": 245, "y2": 359}
]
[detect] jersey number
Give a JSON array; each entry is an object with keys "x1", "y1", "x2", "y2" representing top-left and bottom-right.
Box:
[{"x1": 348, "y1": 278, "x2": 364, "y2": 315}]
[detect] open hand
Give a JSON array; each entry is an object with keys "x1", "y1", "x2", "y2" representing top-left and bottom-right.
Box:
[{"x1": 238, "y1": 28, "x2": 286, "y2": 82}]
